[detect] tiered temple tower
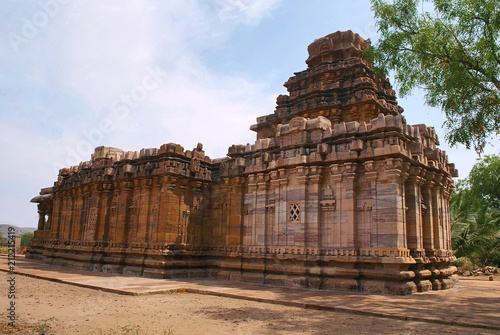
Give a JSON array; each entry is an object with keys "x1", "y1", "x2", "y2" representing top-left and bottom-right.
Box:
[{"x1": 28, "y1": 31, "x2": 458, "y2": 294}]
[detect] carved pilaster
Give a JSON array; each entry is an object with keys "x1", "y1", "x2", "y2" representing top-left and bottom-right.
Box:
[
  {"x1": 421, "y1": 177, "x2": 435, "y2": 255},
  {"x1": 405, "y1": 166, "x2": 425, "y2": 259},
  {"x1": 330, "y1": 165, "x2": 343, "y2": 247},
  {"x1": 308, "y1": 166, "x2": 323, "y2": 250},
  {"x1": 343, "y1": 162, "x2": 357, "y2": 248}
]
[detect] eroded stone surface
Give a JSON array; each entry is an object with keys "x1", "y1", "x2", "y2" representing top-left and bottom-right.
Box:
[{"x1": 28, "y1": 31, "x2": 458, "y2": 294}]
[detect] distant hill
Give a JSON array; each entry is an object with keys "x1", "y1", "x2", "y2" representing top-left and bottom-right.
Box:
[{"x1": 0, "y1": 224, "x2": 36, "y2": 237}]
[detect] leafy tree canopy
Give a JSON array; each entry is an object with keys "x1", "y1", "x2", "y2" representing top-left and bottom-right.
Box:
[
  {"x1": 20, "y1": 232, "x2": 34, "y2": 247},
  {"x1": 451, "y1": 154, "x2": 500, "y2": 266},
  {"x1": 464, "y1": 154, "x2": 500, "y2": 208},
  {"x1": 369, "y1": 0, "x2": 500, "y2": 154}
]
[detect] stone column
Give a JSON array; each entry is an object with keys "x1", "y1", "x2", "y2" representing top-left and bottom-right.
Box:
[
  {"x1": 256, "y1": 173, "x2": 268, "y2": 247},
  {"x1": 442, "y1": 183, "x2": 452, "y2": 251},
  {"x1": 116, "y1": 181, "x2": 133, "y2": 244},
  {"x1": 85, "y1": 183, "x2": 102, "y2": 241},
  {"x1": 137, "y1": 178, "x2": 153, "y2": 243},
  {"x1": 62, "y1": 190, "x2": 71, "y2": 240},
  {"x1": 341, "y1": 163, "x2": 357, "y2": 248},
  {"x1": 432, "y1": 182, "x2": 444, "y2": 252},
  {"x1": 78, "y1": 188, "x2": 89, "y2": 242},
  {"x1": 294, "y1": 167, "x2": 309, "y2": 248},
  {"x1": 222, "y1": 186, "x2": 228, "y2": 246},
  {"x1": 46, "y1": 203, "x2": 52, "y2": 230},
  {"x1": 231, "y1": 177, "x2": 246, "y2": 247},
  {"x1": 244, "y1": 174, "x2": 258, "y2": 247},
  {"x1": 51, "y1": 194, "x2": 63, "y2": 240},
  {"x1": 330, "y1": 165, "x2": 343, "y2": 247},
  {"x1": 147, "y1": 177, "x2": 162, "y2": 244},
  {"x1": 307, "y1": 166, "x2": 323, "y2": 251},
  {"x1": 68, "y1": 189, "x2": 79, "y2": 241},
  {"x1": 269, "y1": 171, "x2": 280, "y2": 247},
  {"x1": 421, "y1": 173, "x2": 435, "y2": 256},
  {"x1": 364, "y1": 161, "x2": 378, "y2": 248},
  {"x1": 37, "y1": 206, "x2": 46, "y2": 231},
  {"x1": 98, "y1": 183, "x2": 113, "y2": 242},
  {"x1": 277, "y1": 169, "x2": 288, "y2": 246},
  {"x1": 156, "y1": 176, "x2": 172, "y2": 244},
  {"x1": 106, "y1": 184, "x2": 119, "y2": 244},
  {"x1": 175, "y1": 182, "x2": 187, "y2": 245},
  {"x1": 372, "y1": 158, "x2": 407, "y2": 249},
  {"x1": 124, "y1": 180, "x2": 141, "y2": 243},
  {"x1": 405, "y1": 167, "x2": 425, "y2": 259},
  {"x1": 56, "y1": 191, "x2": 69, "y2": 240}
]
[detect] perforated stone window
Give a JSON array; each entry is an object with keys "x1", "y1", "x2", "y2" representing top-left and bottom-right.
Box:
[
  {"x1": 87, "y1": 208, "x2": 97, "y2": 231},
  {"x1": 289, "y1": 202, "x2": 301, "y2": 222}
]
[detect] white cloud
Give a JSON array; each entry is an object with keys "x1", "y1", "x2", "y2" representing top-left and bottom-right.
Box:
[
  {"x1": 0, "y1": 0, "x2": 282, "y2": 227},
  {"x1": 216, "y1": 0, "x2": 282, "y2": 24}
]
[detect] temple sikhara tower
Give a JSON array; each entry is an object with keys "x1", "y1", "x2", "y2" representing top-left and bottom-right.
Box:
[{"x1": 28, "y1": 31, "x2": 458, "y2": 294}]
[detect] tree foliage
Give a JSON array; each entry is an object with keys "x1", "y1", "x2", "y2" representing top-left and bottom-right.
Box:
[
  {"x1": 20, "y1": 232, "x2": 34, "y2": 247},
  {"x1": 450, "y1": 155, "x2": 500, "y2": 266},
  {"x1": 369, "y1": 0, "x2": 500, "y2": 154}
]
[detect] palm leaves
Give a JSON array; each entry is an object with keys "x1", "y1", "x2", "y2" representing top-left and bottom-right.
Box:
[{"x1": 450, "y1": 157, "x2": 500, "y2": 267}]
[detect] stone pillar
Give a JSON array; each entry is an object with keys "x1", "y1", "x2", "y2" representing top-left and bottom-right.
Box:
[
  {"x1": 256, "y1": 172, "x2": 268, "y2": 247},
  {"x1": 125, "y1": 180, "x2": 141, "y2": 243},
  {"x1": 442, "y1": 184, "x2": 452, "y2": 251},
  {"x1": 37, "y1": 206, "x2": 46, "y2": 231},
  {"x1": 157, "y1": 176, "x2": 171, "y2": 244},
  {"x1": 432, "y1": 181, "x2": 444, "y2": 252},
  {"x1": 57, "y1": 191, "x2": 70, "y2": 240},
  {"x1": 106, "y1": 185, "x2": 119, "y2": 244},
  {"x1": 137, "y1": 178, "x2": 153, "y2": 243},
  {"x1": 294, "y1": 167, "x2": 309, "y2": 248},
  {"x1": 405, "y1": 167, "x2": 425, "y2": 258},
  {"x1": 372, "y1": 158, "x2": 408, "y2": 249},
  {"x1": 68, "y1": 189, "x2": 78, "y2": 241},
  {"x1": 330, "y1": 165, "x2": 343, "y2": 247},
  {"x1": 364, "y1": 160, "x2": 378, "y2": 248},
  {"x1": 147, "y1": 177, "x2": 161, "y2": 244},
  {"x1": 277, "y1": 169, "x2": 288, "y2": 246},
  {"x1": 97, "y1": 183, "x2": 113, "y2": 242},
  {"x1": 244, "y1": 174, "x2": 258, "y2": 247},
  {"x1": 61, "y1": 191, "x2": 70, "y2": 240},
  {"x1": 51, "y1": 194, "x2": 63, "y2": 240},
  {"x1": 175, "y1": 182, "x2": 187, "y2": 245},
  {"x1": 341, "y1": 163, "x2": 357, "y2": 248},
  {"x1": 45, "y1": 201, "x2": 53, "y2": 231},
  {"x1": 80, "y1": 192, "x2": 89, "y2": 241},
  {"x1": 84, "y1": 184, "x2": 102, "y2": 241},
  {"x1": 82, "y1": 189, "x2": 91, "y2": 241},
  {"x1": 269, "y1": 171, "x2": 280, "y2": 247},
  {"x1": 230, "y1": 177, "x2": 245, "y2": 247},
  {"x1": 116, "y1": 181, "x2": 133, "y2": 244},
  {"x1": 421, "y1": 174, "x2": 435, "y2": 256},
  {"x1": 307, "y1": 166, "x2": 322, "y2": 251}
]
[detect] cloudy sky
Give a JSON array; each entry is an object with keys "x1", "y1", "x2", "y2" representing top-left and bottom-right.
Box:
[{"x1": 1, "y1": 0, "x2": 498, "y2": 229}]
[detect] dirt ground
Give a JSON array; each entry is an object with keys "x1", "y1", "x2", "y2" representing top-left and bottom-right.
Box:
[{"x1": 1, "y1": 272, "x2": 499, "y2": 335}]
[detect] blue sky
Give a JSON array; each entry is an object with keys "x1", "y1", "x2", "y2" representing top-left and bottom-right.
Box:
[{"x1": 1, "y1": 0, "x2": 498, "y2": 228}]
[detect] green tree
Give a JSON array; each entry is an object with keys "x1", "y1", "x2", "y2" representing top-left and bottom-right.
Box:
[
  {"x1": 369, "y1": 0, "x2": 500, "y2": 154},
  {"x1": 21, "y1": 232, "x2": 34, "y2": 247},
  {"x1": 466, "y1": 154, "x2": 500, "y2": 208},
  {"x1": 450, "y1": 155, "x2": 500, "y2": 266}
]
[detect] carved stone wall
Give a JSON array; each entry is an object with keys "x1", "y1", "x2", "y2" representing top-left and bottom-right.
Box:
[{"x1": 28, "y1": 31, "x2": 458, "y2": 294}]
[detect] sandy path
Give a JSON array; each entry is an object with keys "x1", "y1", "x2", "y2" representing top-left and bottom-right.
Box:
[{"x1": 1, "y1": 272, "x2": 498, "y2": 335}]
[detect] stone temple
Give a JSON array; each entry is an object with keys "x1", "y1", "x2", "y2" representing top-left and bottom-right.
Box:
[{"x1": 28, "y1": 31, "x2": 459, "y2": 294}]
